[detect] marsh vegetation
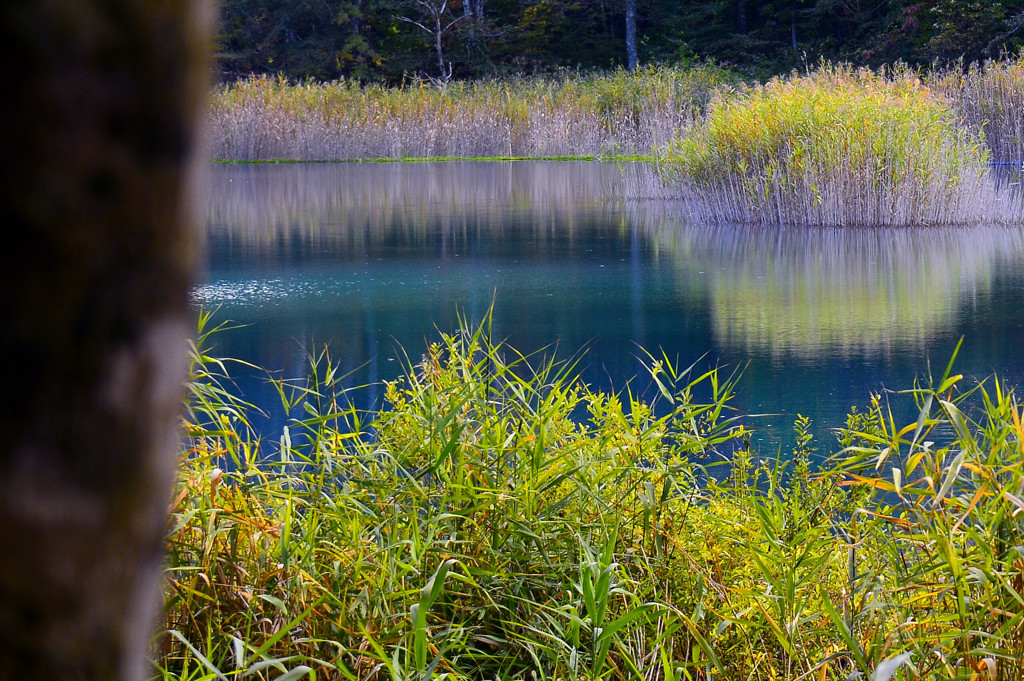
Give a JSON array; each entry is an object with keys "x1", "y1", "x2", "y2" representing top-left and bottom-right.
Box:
[
  {"x1": 208, "y1": 57, "x2": 1024, "y2": 226},
  {"x1": 208, "y1": 58, "x2": 1024, "y2": 166},
  {"x1": 174, "y1": 52, "x2": 1024, "y2": 681},
  {"x1": 208, "y1": 66, "x2": 733, "y2": 161},
  {"x1": 653, "y1": 64, "x2": 1007, "y2": 227},
  {"x1": 158, "y1": 313, "x2": 1024, "y2": 681}
]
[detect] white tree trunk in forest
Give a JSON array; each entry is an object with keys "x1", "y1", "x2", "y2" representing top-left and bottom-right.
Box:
[
  {"x1": 626, "y1": 0, "x2": 639, "y2": 70},
  {"x1": 398, "y1": 0, "x2": 464, "y2": 82}
]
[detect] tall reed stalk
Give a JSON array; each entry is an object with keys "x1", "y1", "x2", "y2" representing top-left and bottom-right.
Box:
[
  {"x1": 932, "y1": 56, "x2": 1024, "y2": 164},
  {"x1": 823, "y1": 343, "x2": 1024, "y2": 680}
]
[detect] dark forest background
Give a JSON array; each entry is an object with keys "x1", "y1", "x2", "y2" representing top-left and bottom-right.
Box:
[{"x1": 216, "y1": 1, "x2": 1024, "y2": 83}]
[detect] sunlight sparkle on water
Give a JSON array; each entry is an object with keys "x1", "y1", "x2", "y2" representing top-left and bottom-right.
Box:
[{"x1": 192, "y1": 278, "x2": 348, "y2": 307}]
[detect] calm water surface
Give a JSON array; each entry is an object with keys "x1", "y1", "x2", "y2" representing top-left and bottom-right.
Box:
[{"x1": 196, "y1": 161, "x2": 1024, "y2": 453}]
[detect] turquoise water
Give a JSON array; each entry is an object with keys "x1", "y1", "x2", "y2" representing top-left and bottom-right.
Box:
[{"x1": 195, "y1": 161, "x2": 1024, "y2": 454}]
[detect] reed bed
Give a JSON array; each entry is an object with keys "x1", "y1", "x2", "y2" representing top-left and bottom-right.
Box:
[
  {"x1": 653, "y1": 63, "x2": 1022, "y2": 227},
  {"x1": 932, "y1": 56, "x2": 1024, "y2": 164},
  {"x1": 157, "y1": 313, "x2": 1024, "y2": 680},
  {"x1": 206, "y1": 66, "x2": 733, "y2": 161}
]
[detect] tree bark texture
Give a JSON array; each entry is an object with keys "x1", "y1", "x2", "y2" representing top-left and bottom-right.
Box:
[{"x1": 0, "y1": 1, "x2": 211, "y2": 679}]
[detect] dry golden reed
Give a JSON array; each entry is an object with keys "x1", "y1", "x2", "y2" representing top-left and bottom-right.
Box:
[
  {"x1": 654, "y1": 63, "x2": 1021, "y2": 227},
  {"x1": 206, "y1": 65, "x2": 733, "y2": 160},
  {"x1": 931, "y1": 55, "x2": 1024, "y2": 164}
]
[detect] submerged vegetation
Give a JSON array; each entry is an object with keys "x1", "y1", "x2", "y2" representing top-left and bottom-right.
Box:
[{"x1": 158, "y1": 313, "x2": 1024, "y2": 680}]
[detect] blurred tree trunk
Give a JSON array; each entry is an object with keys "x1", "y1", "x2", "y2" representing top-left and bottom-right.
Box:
[{"x1": 0, "y1": 1, "x2": 211, "y2": 679}]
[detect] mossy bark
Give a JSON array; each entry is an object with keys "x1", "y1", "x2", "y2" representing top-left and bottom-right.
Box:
[{"x1": 0, "y1": 1, "x2": 211, "y2": 679}]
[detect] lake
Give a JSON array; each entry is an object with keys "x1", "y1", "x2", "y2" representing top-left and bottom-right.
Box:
[{"x1": 195, "y1": 161, "x2": 1024, "y2": 454}]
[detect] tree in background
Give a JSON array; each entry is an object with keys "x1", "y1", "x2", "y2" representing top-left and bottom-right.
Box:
[
  {"x1": 218, "y1": 0, "x2": 346, "y2": 79},
  {"x1": 214, "y1": 0, "x2": 1024, "y2": 82},
  {"x1": 461, "y1": 0, "x2": 491, "y2": 65},
  {"x1": 396, "y1": 0, "x2": 466, "y2": 81},
  {"x1": 336, "y1": 0, "x2": 385, "y2": 79},
  {"x1": 626, "y1": 0, "x2": 639, "y2": 69}
]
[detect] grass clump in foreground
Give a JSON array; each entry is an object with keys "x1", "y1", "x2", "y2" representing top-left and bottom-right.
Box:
[
  {"x1": 159, "y1": 314, "x2": 1024, "y2": 681},
  {"x1": 655, "y1": 63, "x2": 1018, "y2": 227}
]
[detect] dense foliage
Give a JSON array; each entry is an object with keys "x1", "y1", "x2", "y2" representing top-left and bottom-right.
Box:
[
  {"x1": 654, "y1": 63, "x2": 1010, "y2": 226},
  {"x1": 215, "y1": 0, "x2": 1024, "y2": 83},
  {"x1": 157, "y1": 313, "x2": 1024, "y2": 680},
  {"x1": 207, "y1": 65, "x2": 734, "y2": 159}
]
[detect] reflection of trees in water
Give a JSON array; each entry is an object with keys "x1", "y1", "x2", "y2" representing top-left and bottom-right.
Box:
[
  {"x1": 206, "y1": 161, "x2": 628, "y2": 259},
  {"x1": 644, "y1": 216, "x2": 1024, "y2": 359}
]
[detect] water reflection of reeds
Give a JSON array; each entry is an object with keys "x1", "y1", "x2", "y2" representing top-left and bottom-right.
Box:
[
  {"x1": 204, "y1": 161, "x2": 1024, "y2": 365},
  {"x1": 206, "y1": 161, "x2": 628, "y2": 255},
  {"x1": 199, "y1": 161, "x2": 637, "y2": 395},
  {"x1": 644, "y1": 216, "x2": 1024, "y2": 360}
]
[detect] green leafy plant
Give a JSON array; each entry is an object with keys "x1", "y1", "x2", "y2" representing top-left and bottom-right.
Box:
[{"x1": 160, "y1": 315, "x2": 1024, "y2": 680}]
